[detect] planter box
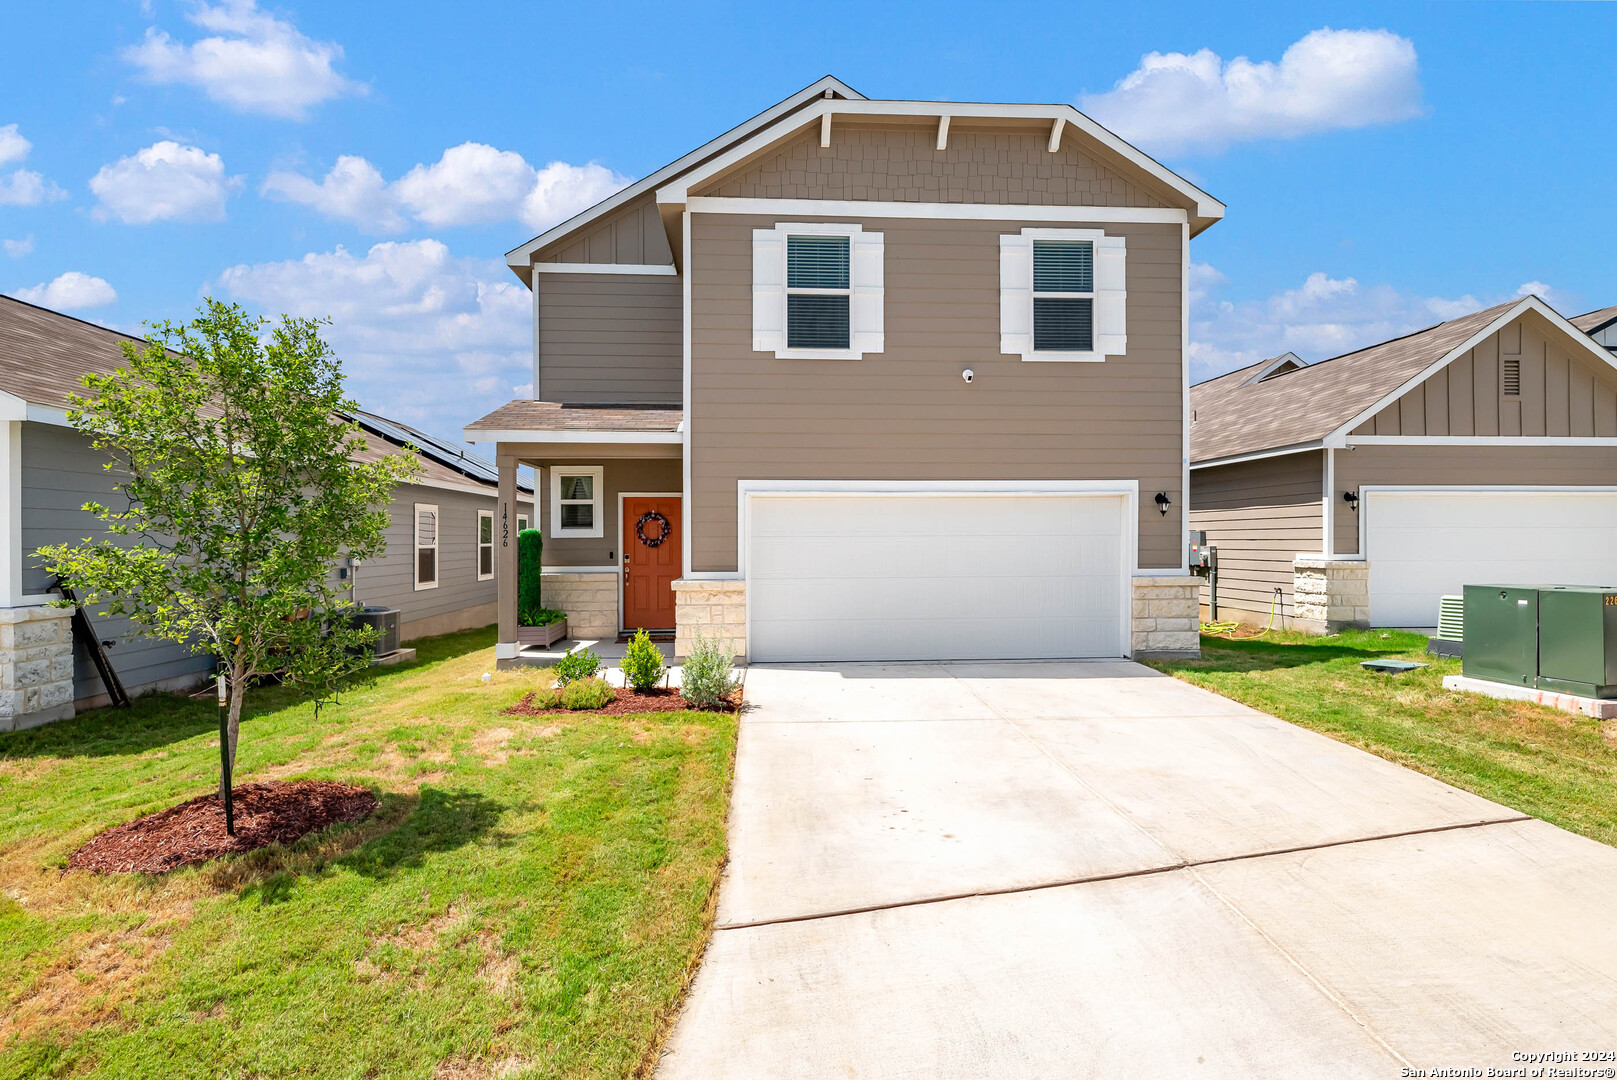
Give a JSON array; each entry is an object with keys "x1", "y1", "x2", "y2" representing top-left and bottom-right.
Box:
[{"x1": 516, "y1": 618, "x2": 569, "y2": 647}]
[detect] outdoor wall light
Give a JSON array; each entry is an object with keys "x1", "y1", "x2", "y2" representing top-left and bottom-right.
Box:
[
  {"x1": 1343, "y1": 490, "x2": 1360, "y2": 512},
  {"x1": 1154, "y1": 492, "x2": 1171, "y2": 516}
]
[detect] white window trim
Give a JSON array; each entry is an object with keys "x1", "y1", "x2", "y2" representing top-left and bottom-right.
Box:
[
  {"x1": 550, "y1": 465, "x2": 604, "y2": 539},
  {"x1": 413, "y1": 502, "x2": 439, "y2": 591},
  {"x1": 753, "y1": 221, "x2": 883, "y2": 360},
  {"x1": 1001, "y1": 227, "x2": 1126, "y2": 363},
  {"x1": 477, "y1": 508, "x2": 495, "y2": 581}
]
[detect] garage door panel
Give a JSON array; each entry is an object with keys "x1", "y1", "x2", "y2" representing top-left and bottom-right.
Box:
[
  {"x1": 1366, "y1": 490, "x2": 1617, "y2": 627},
  {"x1": 747, "y1": 493, "x2": 1127, "y2": 662}
]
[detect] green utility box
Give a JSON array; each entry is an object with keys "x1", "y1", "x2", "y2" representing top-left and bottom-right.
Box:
[
  {"x1": 1537, "y1": 586, "x2": 1617, "y2": 698},
  {"x1": 1462, "y1": 586, "x2": 1540, "y2": 687}
]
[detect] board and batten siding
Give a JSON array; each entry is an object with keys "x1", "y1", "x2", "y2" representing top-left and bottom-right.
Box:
[
  {"x1": 1350, "y1": 314, "x2": 1617, "y2": 439},
  {"x1": 1334, "y1": 444, "x2": 1617, "y2": 556},
  {"x1": 1189, "y1": 451, "x2": 1324, "y2": 623},
  {"x1": 20, "y1": 422, "x2": 214, "y2": 702},
  {"x1": 536, "y1": 195, "x2": 673, "y2": 266},
  {"x1": 537, "y1": 273, "x2": 682, "y2": 404},
  {"x1": 688, "y1": 213, "x2": 1186, "y2": 572},
  {"x1": 695, "y1": 123, "x2": 1172, "y2": 208}
]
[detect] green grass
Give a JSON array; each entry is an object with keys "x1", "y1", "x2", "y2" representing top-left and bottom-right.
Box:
[
  {"x1": 1146, "y1": 629, "x2": 1617, "y2": 847},
  {"x1": 0, "y1": 627, "x2": 737, "y2": 1080}
]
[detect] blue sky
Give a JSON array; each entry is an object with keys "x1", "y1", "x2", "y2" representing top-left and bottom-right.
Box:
[{"x1": 3, "y1": 1, "x2": 1613, "y2": 450}]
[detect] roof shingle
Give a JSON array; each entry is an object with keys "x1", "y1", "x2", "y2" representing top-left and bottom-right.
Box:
[{"x1": 465, "y1": 399, "x2": 683, "y2": 434}]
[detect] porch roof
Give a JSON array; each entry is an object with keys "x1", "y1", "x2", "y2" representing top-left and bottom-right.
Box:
[{"x1": 463, "y1": 399, "x2": 683, "y2": 443}]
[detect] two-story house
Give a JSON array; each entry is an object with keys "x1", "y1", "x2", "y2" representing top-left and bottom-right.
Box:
[{"x1": 467, "y1": 76, "x2": 1224, "y2": 665}]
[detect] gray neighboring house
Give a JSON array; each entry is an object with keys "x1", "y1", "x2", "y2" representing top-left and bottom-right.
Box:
[
  {"x1": 468, "y1": 75, "x2": 1226, "y2": 666},
  {"x1": 1188, "y1": 296, "x2": 1617, "y2": 632},
  {"x1": 0, "y1": 296, "x2": 531, "y2": 732},
  {"x1": 1575, "y1": 304, "x2": 1617, "y2": 354}
]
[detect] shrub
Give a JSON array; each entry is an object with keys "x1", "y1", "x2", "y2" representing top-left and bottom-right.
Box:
[
  {"x1": 518, "y1": 604, "x2": 566, "y2": 627},
  {"x1": 560, "y1": 676, "x2": 614, "y2": 710},
  {"x1": 526, "y1": 687, "x2": 561, "y2": 710},
  {"x1": 517, "y1": 528, "x2": 543, "y2": 624},
  {"x1": 621, "y1": 629, "x2": 666, "y2": 692},
  {"x1": 551, "y1": 647, "x2": 601, "y2": 685},
  {"x1": 680, "y1": 634, "x2": 739, "y2": 710}
]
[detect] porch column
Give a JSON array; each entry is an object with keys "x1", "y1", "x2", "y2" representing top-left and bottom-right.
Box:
[{"x1": 495, "y1": 450, "x2": 519, "y2": 659}]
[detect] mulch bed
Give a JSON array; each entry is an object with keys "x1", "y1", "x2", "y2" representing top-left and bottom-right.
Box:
[
  {"x1": 67, "y1": 780, "x2": 379, "y2": 875},
  {"x1": 506, "y1": 685, "x2": 742, "y2": 717}
]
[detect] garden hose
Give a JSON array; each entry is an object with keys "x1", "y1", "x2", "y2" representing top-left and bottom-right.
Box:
[{"x1": 1200, "y1": 589, "x2": 1281, "y2": 637}]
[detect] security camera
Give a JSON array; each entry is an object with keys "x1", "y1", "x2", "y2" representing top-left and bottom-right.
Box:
[{"x1": 962, "y1": 368, "x2": 974, "y2": 383}]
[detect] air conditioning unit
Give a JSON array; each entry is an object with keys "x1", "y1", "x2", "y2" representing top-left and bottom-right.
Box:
[
  {"x1": 351, "y1": 606, "x2": 401, "y2": 658},
  {"x1": 1437, "y1": 596, "x2": 1464, "y2": 641}
]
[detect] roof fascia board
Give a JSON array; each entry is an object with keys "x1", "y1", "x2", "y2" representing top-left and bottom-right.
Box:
[
  {"x1": 1325, "y1": 296, "x2": 1617, "y2": 445},
  {"x1": 656, "y1": 98, "x2": 1225, "y2": 227},
  {"x1": 533, "y1": 263, "x2": 677, "y2": 275},
  {"x1": 401, "y1": 477, "x2": 535, "y2": 500},
  {"x1": 0, "y1": 391, "x2": 27, "y2": 423},
  {"x1": 460, "y1": 428, "x2": 683, "y2": 444},
  {"x1": 505, "y1": 76, "x2": 864, "y2": 271},
  {"x1": 1189, "y1": 442, "x2": 1323, "y2": 470},
  {"x1": 687, "y1": 196, "x2": 1187, "y2": 225},
  {"x1": 1346, "y1": 435, "x2": 1617, "y2": 447}
]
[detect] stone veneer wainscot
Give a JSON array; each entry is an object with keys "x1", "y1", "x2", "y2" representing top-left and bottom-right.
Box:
[
  {"x1": 672, "y1": 579, "x2": 746, "y2": 661},
  {"x1": 0, "y1": 606, "x2": 76, "y2": 732},
  {"x1": 539, "y1": 571, "x2": 619, "y2": 641},
  {"x1": 1131, "y1": 576, "x2": 1201, "y2": 659},
  {"x1": 1292, "y1": 556, "x2": 1371, "y2": 635}
]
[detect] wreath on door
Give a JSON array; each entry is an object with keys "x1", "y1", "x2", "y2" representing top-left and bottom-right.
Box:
[{"x1": 636, "y1": 510, "x2": 671, "y2": 548}]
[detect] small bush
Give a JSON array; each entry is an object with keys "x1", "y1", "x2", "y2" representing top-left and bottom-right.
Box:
[
  {"x1": 621, "y1": 629, "x2": 666, "y2": 692},
  {"x1": 519, "y1": 604, "x2": 566, "y2": 627},
  {"x1": 518, "y1": 528, "x2": 543, "y2": 619},
  {"x1": 526, "y1": 687, "x2": 561, "y2": 710},
  {"x1": 551, "y1": 648, "x2": 601, "y2": 685},
  {"x1": 680, "y1": 634, "x2": 738, "y2": 710},
  {"x1": 560, "y1": 676, "x2": 614, "y2": 710}
]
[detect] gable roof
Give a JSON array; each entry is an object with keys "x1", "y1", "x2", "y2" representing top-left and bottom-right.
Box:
[{"x1": 1189, "y1": 296, "x2": 1617, "y2": 465}]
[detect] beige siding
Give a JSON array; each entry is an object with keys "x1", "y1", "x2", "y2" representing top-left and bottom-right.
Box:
[
  {"x1": 689, "y1": 213, "x2": 1185, "y2": 571},
  {"x1": 696, "y1": 123, "x2": 1170, "y2": 207},
  {"x1": 1333, "y1": 444, "x2": 1617, "y2": 554},
  {"x1": 537, "y1": 194, "x2": 672, "y2": 265},
  {"x1": 535, "y1": 458, "x2": 682, "y2": 567},
  {"x1": 538, "y1": 273, "x2": 681, "y2": 404},
  {"x1": 1351, "y1": 313, "x2": 1617, "y2": 439},
  {"x1": 1190, "y1": 452, "x2": 1324, "y2": 622}
]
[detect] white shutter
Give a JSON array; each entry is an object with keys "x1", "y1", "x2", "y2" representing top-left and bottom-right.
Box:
[
  {"x1": 849, "y1": 229, "x2": 885, "y2": 354},
  {"x1": 752, "y1": 228, "x2": 785, "y2": 353},
  {"x1": 999, "y1": 233, "x2": 1033, "y2": 355},
  {"x1": 1092, "y1": 234, "x2": 1127, "y2": 358}
]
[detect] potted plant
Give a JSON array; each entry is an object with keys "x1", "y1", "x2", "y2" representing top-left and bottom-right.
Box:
[{"x1": 516, "y1": 527, "x2": 569, "y2": 646}]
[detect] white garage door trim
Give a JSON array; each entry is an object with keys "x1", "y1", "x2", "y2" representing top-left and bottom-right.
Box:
[
  {"x1": 1361, "y1": 485, "x2": 1617, "y2": 627},
  {"x1": 738, "y1": 479, "x2": 1139, "y2": 661}
]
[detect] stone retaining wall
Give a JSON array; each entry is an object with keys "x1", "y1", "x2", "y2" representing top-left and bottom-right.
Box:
[
  {"x1": 673, "y1": 579, "x2": 746, "y2": 661},
  {"x1": 0, "y1": 606, "x2": 76, "y2": 732},
  {"x1": 1292, "y1": 556, "x2": 1370, "y2": 634},
  {"x1": 1131, "y1": 576, "x2": 1201, "y2": 659},
  {"x1": 540, "y1": 572, "x2": 619, "y2": 641}
]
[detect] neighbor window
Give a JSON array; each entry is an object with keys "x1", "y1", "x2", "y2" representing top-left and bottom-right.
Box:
[
  {"x1": 550, "y1": 466, "x2": 603, "y2": 539},
  {"x1": 1032, "y1": 240, "x2": 1094, "y2": 352},
  {"x1": 517, "y1": 513, "x2": 530, "y2": 533},
  {"x1": 414, "y1": 503, "x2": 439, "y2": 590},
  {"x1": 787, "y1": 235, "x2": 851, "y2": 349},
  {"x1": 477, "y1": 509, "x2": 494, "y2": 580}
]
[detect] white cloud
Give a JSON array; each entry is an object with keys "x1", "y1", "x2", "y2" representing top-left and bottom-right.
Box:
[
  {"x1": 1082, "y1": 28, "x2": 1423, "y2": 154},
  {"x1": 0, "y1": 123, "x2": 67, "y2": 207},
  {"x1": 3, "y1": 235, "x2": 34, "y2": 258},
  {"x1": 262, "y1": 144, "x2": 628, "y2": 234},
  {"x1": 213, "y1": 239, "x2": 531, "y2": 439},
  {"x1": 123, "y1": 0, "x2": 363, "y2": 120},
  {"x1": 13, "y1": 271, "x2": 118, "y2": 310},
  {"x1": 1190, "y1": 268, "x2": 1504, "y2": 382},
  {"x1": 89, "y1": 141, "x2": 243, "y2": 224}
]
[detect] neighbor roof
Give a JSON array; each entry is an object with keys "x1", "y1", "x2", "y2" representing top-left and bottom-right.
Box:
[
  {"x1": 1190, "y1": 299, "x2": 1529, "y2": 464},
  {"x1": 1572, "y1": 305, "x2": 1617, "y2": 336}
]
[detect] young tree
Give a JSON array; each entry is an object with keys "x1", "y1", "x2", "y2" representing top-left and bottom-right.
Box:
[{"x1": 38, "y1": 299, "x2": 417, "y2": 815}]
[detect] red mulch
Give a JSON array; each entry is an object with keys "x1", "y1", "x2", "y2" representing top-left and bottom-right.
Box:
[
  {"x1": 506, "y1": 685, "x2": 742, "y2": 717},
  {"x1": 67, "y1": 780, "x2": 379, "y2": 875}
]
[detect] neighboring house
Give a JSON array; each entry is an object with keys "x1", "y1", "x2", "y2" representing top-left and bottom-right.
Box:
[
  {"x1": 0, "y1": 296, "x2": 531, "y2": 732},
  {"x1": 1188, "y1": 296, "x2": 1617, "y2": 632},
  {"x1": 467, "y1": 75, "x2": 1225, "y2": 664},
  {"x1": 1574, "y1": 305, "x2": 1617, "y2": 354}
]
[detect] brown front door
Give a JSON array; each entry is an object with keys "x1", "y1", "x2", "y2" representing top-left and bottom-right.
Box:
[{"x1": 622, "y1": 496, "x2": 681, "y2": 631}]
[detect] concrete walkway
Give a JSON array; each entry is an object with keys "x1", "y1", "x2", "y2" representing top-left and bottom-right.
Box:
[{"x1": 657, "y1": 660, "x2": 1617, "y2": 1079}]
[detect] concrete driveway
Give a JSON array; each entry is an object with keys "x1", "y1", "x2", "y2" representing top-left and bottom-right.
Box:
[{"x1": 656, "y1": 660, "x2": 1617, "y2": 1079}]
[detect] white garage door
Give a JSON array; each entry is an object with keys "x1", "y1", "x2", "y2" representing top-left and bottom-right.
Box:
[
  {"x1": 1365, "y1": 489, "x2": 1617, "y2": 627},
  {"x1": 746, "y1": 492, "x2": 1128, "y2": 662}
]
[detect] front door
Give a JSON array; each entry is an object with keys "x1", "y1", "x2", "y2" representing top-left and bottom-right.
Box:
[{"x1": 622, "y1": 496, "x2": 681, "y2": 631}]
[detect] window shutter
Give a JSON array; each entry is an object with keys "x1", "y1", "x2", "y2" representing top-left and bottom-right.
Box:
[
  {"x1": 752, "y1": 228, "x2": 786, "y2": 353},
  {"x1": 1092, "y1": 234, "x2": 1127, "y2": 357},
  {"x1": 999, "y1": 233, "x2": 1033, "y2": 355},
  {"x1": 849, "y1": 229, "x2": 885, "y2": 353}
]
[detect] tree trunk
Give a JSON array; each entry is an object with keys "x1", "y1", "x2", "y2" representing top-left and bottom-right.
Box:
[{"x1": 226, "y1": 661, "x2": 246, "y2": 771}]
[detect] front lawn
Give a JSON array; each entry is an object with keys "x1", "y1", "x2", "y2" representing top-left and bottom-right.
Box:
[
  {"x1": 1146, "y1": 629, "x2": 1617, "y2": 848},
  {"x1": 0, "y1": 627, "x2": 737, "y2": 1080}
]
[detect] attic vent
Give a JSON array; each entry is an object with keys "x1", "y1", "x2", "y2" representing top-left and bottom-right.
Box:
[{"x1": 1501, "y1": 356, "x2": 1521, "y2": 397}]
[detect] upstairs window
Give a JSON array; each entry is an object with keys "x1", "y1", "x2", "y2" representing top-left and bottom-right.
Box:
[
  {"x1": 753, "y1": 223, "x2": 883, "y2": 359},
  {"x1": 1033, "y1": 240, "x2": 1094, "y2": 353},
  {"x1": 550, "y1": 466, "x2": 603, "y2": 539},
  {"x1": 414, "y1": 503, "x2": 439, "y2": 590},
  {"x1": 787, "y1": 235, "x2": 851, "y2": 349}
]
